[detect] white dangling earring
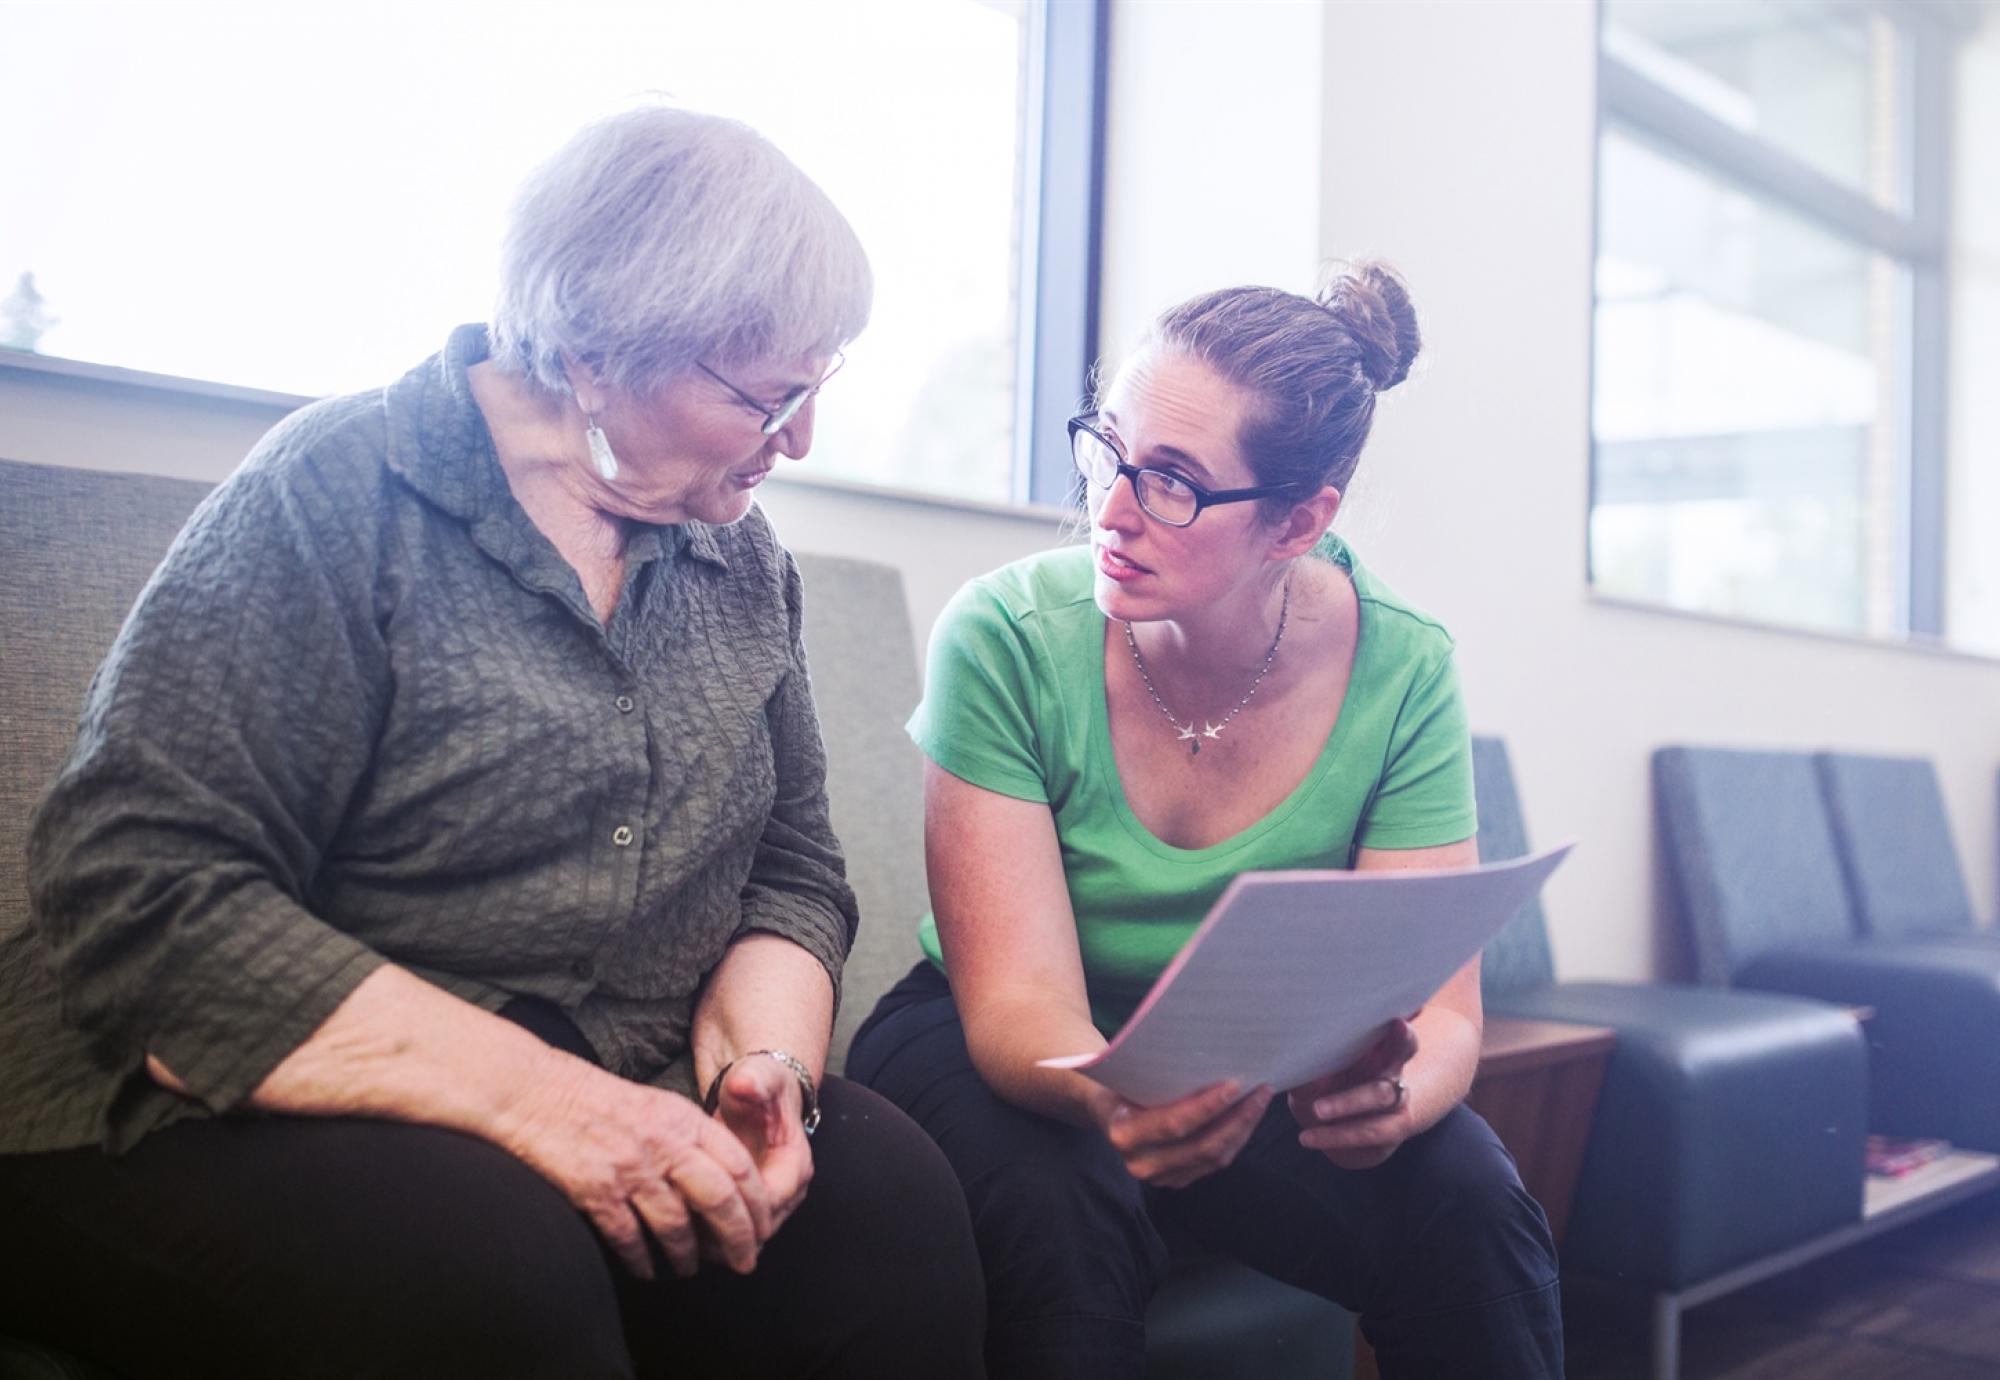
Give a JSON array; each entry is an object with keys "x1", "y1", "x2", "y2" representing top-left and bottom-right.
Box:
[{"x1": 584, "y1": 416, "x2": 619, "y2": 482}]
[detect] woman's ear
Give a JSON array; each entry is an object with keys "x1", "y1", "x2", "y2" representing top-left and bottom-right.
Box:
[
  {"x1": 560, "y1": 353, "x2": 605, "y2": 416},
  {"x1": 1269, "y1": 486, "x2": 1342, "y2": 561}
]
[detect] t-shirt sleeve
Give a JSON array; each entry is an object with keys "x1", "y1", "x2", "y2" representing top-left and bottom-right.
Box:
[
  {"x1": 1355, "y1": 645, "x2": 1477, "y2": 850},
  {"x1": 906, "y1": 579, "x2": 1050, "y2": 804}
]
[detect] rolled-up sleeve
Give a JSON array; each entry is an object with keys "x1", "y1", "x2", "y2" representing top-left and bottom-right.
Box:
[
  {"x1": 734, "y1": 552, "x2": 858, "y2": 1008},
  {"x1": 26, "y1": 452, "x2": 391, "y2": 1116}
]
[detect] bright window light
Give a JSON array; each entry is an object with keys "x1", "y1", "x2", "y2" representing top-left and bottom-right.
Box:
[{"x1": 0, "y1": 0, "x2": 1031, "y2": 502}]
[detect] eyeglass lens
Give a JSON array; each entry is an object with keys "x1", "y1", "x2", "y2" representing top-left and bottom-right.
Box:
[{"x1": 1072, "y1": 427, "x2": 1198, "y2": 524}]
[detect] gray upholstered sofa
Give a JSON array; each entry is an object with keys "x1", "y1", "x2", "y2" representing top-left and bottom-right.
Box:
[{"x1": 0, "y1": 456, "x2": 1351, "y2": 1379}]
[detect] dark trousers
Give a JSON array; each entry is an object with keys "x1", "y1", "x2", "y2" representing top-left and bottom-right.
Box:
[
  {"x1": 848, "y1": 963, "x2": 1563, "y2": 1380},
  {"x1": 0, "y1": 998, "x2": 986, "y2": 1380}
]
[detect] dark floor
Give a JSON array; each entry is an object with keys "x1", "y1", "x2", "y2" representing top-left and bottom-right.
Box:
[{"x1": 1566, "y1": 1187, "x2": 2000, "y2": 1379}]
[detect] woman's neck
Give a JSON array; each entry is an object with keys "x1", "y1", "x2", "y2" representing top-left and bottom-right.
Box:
[
  {"x1": 1127, "y1": 565, "x2": 1303, "y2": 709},
  {"x1": 468, "y1": 362, "x2": 628, "y2": 566}
]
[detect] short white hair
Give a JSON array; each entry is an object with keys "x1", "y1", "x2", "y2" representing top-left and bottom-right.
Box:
[{"x1": 490, "y1": 105, "x2": 873, "y2": 398}]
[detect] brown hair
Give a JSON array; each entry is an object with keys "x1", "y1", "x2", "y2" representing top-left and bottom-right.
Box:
[{"x1": 1130, "y1": 260, "x2": 1420, "y2": 513}]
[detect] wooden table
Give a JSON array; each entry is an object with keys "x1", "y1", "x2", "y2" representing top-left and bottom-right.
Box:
[
  {"x1": 1353, "y1": 1016, "x2": 1616, "y2": 1380},
  {"x1": 1466, "y1": 1016, "x2": 1618, "y2": 1247}
]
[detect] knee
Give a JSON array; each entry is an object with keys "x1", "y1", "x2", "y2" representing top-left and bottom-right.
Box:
[
  {"x1": 818, "y1": 1080, "x2": 988, "y2": 1300},
  {"x1": 968, "y1": 1140, "x2": 1164, "y2": 1317},
  {"x1": 1388, "y1": 1107, "x2": 1558, "y2": 1298}
]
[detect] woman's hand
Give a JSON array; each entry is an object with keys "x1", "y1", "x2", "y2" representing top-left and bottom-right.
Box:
[
  {"x1": 1287, "y1": 1017, "x2": 1421, "y2": 1170},
  {"x1": 493, "y1": 1051, "x2": 774, "y2": 1281},
  {"x1": 1090, "y1": 1079, "x2": 1276, "y2": 1190},
  {"x1": 709, "y1": 1054, "x2": 815, "y2": 1234}
]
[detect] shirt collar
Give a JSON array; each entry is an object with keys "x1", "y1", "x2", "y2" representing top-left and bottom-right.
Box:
[{"x1": 383, "y1": 324, "x2": 729, "y2": 573}]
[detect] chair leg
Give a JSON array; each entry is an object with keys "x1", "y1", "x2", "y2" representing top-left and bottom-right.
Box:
[{"x1": 1650, "y1": 1292, "x2": 1681, "y2": 1380}]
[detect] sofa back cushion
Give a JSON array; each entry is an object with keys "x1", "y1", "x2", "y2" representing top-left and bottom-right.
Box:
[
  {"x1": 1652, "y1": 745, "x2": 1858, "y2": 984},
  {"x1": 0, "y1": 457, "x2": 215, "y2": 936},
  {"x1": 1815, "y1": 751, "x2": 1977, "y2": 939},
  {"x1": 0, "y1": 456, "x2": 925, "y2": 1072},
  {"x1": 792, "y1": 553, "x2": 928, "y2": 1068},
  {"x1": 1471, "y1": 736, "x2": 1557, "y2": 996}
]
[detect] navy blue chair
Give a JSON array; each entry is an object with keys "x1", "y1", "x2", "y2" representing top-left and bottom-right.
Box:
[
  {"x1": 1816, "y1": 751, "x2": 1989, "y2": 942},
  {"x1": 1654, "y1": 745, "x2": 2000, "y2": 1150},
  {"x1": 1475, "y1": 739, "x2": 1867, "y2": 1295}
]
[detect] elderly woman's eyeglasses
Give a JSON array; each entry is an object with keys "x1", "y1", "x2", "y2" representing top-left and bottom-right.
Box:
[
  {"x1": 698, "y1": 353, "x2": 846, "y2": 436},
  {"x1": 1068, "y1": 414, "x2": 1298, "y2": 528}
]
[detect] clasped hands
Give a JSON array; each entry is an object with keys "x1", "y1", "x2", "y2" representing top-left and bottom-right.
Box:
[
  {"x1": 494, "y1": 1048, "x2": 812, "y2": 1281},
  {"x1": 1091, "y1": 1016, "x2": 1422, "y2": 1188}
]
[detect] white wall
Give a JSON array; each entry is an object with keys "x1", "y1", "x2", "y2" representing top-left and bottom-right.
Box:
[
  {"x1": 1314, "y1": 0, "x2": 2000, "y2": 979},
  {"x1": 3, "y1": 0, "x2": 1997, "y2": 982}
]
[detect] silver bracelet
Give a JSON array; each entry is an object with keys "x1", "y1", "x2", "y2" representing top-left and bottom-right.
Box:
[{"x1": 701, "y1": 1048, "x2": 821, "y2": 1137}]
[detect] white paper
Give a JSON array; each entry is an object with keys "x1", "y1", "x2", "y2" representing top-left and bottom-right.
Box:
[{"x1": 1039, "y1": 843, "x2": 1574, "y2": 1106}]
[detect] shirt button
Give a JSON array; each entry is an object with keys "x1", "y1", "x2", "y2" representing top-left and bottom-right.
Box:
[
  {"x1": 571, "y1": 957, "x2": 593, "y2": 979},
  {"x1": 614, "y1": 695, "x2": 635, "y2": 713},
  {"x1": 612, "y1": 825, "x2": 634, "y2": 847}
]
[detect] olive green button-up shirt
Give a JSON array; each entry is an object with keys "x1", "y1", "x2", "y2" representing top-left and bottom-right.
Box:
[{"x1": 7, "y1": 325, "x2": 857, "y2": 1154}]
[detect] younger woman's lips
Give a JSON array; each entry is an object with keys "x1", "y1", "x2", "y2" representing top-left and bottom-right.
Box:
[{"x1": 1096, "y1": 545, "x2": 1149, "y2": 580}]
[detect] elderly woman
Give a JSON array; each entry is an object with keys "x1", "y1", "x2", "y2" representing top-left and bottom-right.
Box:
[
  {"x1": 0, "y1": 108, "x2": 983, "y2": 1379},
  {"x1": 847, "y1": 266, "x2": 1562, "y2": 1378}
]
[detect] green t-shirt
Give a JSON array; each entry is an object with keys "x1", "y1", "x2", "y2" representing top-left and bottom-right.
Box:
[{"x1": 908, "y1": 536, "x2": 1477, "y2": 1034}]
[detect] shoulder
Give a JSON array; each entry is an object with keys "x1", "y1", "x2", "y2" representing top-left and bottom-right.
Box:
[
  {"x1": 951, "y1": 544, "x2": 1097, "y2": 631},
  {"x1": 1335, "y1": 537, "x2": 1457, "y2": 673},
  {"x1": 177, "y1": 390, "x2": 398, "y2": 558}
]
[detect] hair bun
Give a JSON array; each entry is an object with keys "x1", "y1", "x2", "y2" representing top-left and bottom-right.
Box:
[{"x1": 1314, "y1": 260, "x2": 1420, "y2": 392}]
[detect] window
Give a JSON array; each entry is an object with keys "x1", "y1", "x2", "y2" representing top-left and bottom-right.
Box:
[
  {"x1": 1589, "y1": 0, "x2": 1983, "y2": 647},
  {"x1": 0, "y1": 0, "x2": 1103, "y2": 508}
]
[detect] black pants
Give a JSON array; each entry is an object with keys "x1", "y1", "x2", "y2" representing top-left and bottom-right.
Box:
[
  {"x1": 848, "y1": 963, "x2": 1563, "y2": 1380},
  {"x1": 0, "y1": 998, "x2": 986, "y2": 1380}
]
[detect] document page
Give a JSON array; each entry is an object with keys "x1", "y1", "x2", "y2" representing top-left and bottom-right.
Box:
[{"x1": 1039, "y1": 843, "x2": 1573, "y2": 1106}]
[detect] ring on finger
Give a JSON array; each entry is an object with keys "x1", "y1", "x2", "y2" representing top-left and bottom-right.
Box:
[{"x1": 1384, "y1": 1076, "x2": 1408, "y2": 1110}]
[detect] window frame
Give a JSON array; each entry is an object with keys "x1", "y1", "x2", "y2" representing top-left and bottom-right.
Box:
[{"x1": 1587, "y1": 0, "x2": 1972, "y2": 640}]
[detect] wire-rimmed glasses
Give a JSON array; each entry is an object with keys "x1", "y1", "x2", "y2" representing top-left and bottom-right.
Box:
[{"x1": 698, "y1": 352, "x2": 846, "y2": 436}]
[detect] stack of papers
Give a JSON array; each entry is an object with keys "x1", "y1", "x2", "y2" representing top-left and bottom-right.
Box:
[{"x1": 1040, "y1": 843, "x2": 1573, "y2": 1105}]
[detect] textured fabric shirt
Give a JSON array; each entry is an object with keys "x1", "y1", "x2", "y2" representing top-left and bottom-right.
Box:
[
  {"x1": 908, "y1": 538, "x2": 1475, "y2": 1033},
  {"x1": 6, "y1": 324, "x2": 857, "y2": 1154}
]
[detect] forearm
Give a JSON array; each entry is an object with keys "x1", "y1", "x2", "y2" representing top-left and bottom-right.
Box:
[
  {"x1": 957, "y1": 990, "x2": 1120, "y2": 1130},
  {"x1": 691, "y1": 932, "x2": 836, "y2": 1096},
  {"x1": 1406, "y1": 1001, "x2": 1482, "y2": 1125},
  {"x1": 149, "y1": 964, "x2": 569, "y2": 1144}
]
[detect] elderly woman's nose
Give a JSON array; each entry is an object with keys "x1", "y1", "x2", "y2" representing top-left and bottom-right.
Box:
[{"x1": 773, "y1": 399, "x2": 817, "y2": 459}]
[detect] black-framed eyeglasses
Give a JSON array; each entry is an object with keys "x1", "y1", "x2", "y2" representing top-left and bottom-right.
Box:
[
  {"x1": 1068, "y1": 413, "x2": 1298, "y2": 527},
  {"x1": 697, "y1": 352, "x2": 846, "y2": 436}
]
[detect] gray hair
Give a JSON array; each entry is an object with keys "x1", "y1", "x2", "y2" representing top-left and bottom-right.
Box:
[
  {"x1": 490, "y1": 105, "x2": 873, "y2": 398},
  {"x1": 1112, "y1": 261, "x2": 1421, "y2": 514}
]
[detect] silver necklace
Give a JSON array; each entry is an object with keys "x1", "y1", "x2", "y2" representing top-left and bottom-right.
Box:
[{"x1": 1123, "y1": 577, "x2": 1291, "y2": 757}]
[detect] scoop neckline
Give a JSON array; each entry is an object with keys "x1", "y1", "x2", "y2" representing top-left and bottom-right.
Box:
[{"x1": 1088, "y1": 544, "x2": 1369, "y2": 864}]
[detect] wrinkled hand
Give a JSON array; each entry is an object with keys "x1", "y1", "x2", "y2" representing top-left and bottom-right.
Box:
[
  {"x1": 1288, "y1": 1017, "x2": 1420, "y2": 1170},
  {"x1": 1091, "y1": 1079, "x2": 1275, "y2": 1190},
  {"x1": 494, "y1": 1054, "x2": 773, "y2": 1280},
  {"x1": 710, "y1": 1054, "x2": 815, "y2": 1236}
]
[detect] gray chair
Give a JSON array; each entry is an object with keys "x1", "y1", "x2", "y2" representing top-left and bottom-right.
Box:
[
  {"x1": 1474, "y1": 739, "x2": 1866, "y2": 1290},
  {"x1": 1816, "y1": 751, "x2": 1989, "y2": 942},
  {"x1": 0, "y1": 457, "x2": 1352, "y2": 1380},
  {"x1": 1654, "y1": 745, "x2": 2000, "y2": 1149}
]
